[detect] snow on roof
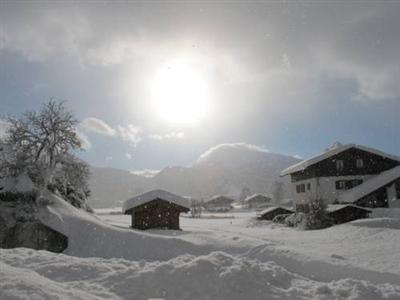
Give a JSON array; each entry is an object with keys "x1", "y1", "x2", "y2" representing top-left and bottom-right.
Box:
[
  {"x1": 280, "y1": 144, "x2": 400, "y2": 176},
  {"x1": 258, "y1": 206, "x2": 293, "y2": 216},
  {"x1": 122, "y1": 189, "x2": 190, "y2": 213},
  {"x1": 326, "y1": 204, "x2": 371, "y2": 213},
  {"x1": 244, "y1": 194, "x2": 271, "y2": 202},
  {"x1": 337, "y1": 166, "x2": 400, "y2": 204},
  {"x1": 206, "y1": 195, "x2": 235, "y2": 203}
]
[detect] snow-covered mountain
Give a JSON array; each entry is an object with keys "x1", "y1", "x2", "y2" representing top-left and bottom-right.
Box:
[{"x1": 88, "y1": 143, "x2": 300, "y2": 208}]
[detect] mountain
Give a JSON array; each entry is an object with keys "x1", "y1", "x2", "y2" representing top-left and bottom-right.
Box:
[
  {"x1": 88, "y1": 167, "x2": 152, "y2": 208},
  {"x1": 88, "y1": 143, "x2": 300, "y2": 208}
]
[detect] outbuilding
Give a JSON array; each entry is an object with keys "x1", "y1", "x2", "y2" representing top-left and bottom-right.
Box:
[
  {"x1": 122, "y1": 189, "x2": 190, "y2": 230},
  {"x1": 326, "y1": 204, "x2": 371, "y2": 224},
  {"x1": 257, "y1": 206, "x2": 293, "y2": 220},
  {"x1": 203, "y1": 195, "x2": 235, "y2": 212}
]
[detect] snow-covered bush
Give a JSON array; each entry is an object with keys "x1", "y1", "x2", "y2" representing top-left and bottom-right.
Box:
[
  {"x1": 285, "y1": 212, "x2": 305, "y2": 227},
  {"x1": 285, "y1": 199, "x2": 331, "y2": 229},
  {"x1": 297, "y1": 198, "x2": 331, "y2": 230},
  {"x1": 0, "y1": 101, "x2": 91, "y2": 210},
  {"x1": 272, "y1": 213, "x2": 291, "y2": 224}
]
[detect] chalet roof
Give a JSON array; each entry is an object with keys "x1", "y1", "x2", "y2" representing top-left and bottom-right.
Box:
[
  {"x1": 122, "y1": 189, "x2": 190, "y2": 213},
  {"x1": 244, "y1": 194, "x2": 271, "y2": 202},
  {"x1": 337, "y1": 165, "x2": 400, "y2": 204},
  {"x1": 280, "y1": 144, "x2": 400, "y2": 176},
  {"x1": 257, "y1": 206, "x2": 293, "y2": 216},
  {"x1": 326, "y1": 204, "x2": 371, "y2": 213}
]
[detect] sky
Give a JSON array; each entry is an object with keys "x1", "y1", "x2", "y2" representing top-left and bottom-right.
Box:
[{"x1": 1, "y1": 1, "x2": 400, "y2": 171}]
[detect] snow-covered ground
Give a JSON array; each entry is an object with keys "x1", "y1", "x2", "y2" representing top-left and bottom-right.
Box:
[{"x1": 1, "y1": 198, "x2": 400, "y2": 300}]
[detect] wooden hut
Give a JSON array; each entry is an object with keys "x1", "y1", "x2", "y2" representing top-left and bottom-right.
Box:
[
  {"x1": 203, "y1": 195, "x2": 235, "y2": 212},
  {"x1": 122, "y1": 190, "x2": 190, "y2": 230},
  {"x1": 244, "y1": 194, "x2": 272, "y2": 209},
  {"x1": 257, "y1": 206, "x2": 293, "y2": 220},
  {"x1": 326, "y1": 204, "x2": 371, "y2": 224}
]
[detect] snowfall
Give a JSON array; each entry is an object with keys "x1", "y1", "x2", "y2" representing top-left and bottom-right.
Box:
[{"x1": 1, "y1": 193, "x2": 400, "y2": 300}]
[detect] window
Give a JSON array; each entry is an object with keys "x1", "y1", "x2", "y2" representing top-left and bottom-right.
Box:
[
  {"x1": 336, "y1": 180, "x2": 347, "y2": 190},
  {"x1": 296, "y1": 184, "x2": 305, "y2": 193},
  {"x1": 336, "y1": 179, "x2": 363, "y2": 190},
  {"x1": 356, "y1": 158, "x2": 364, "y2": 168},
  {"x1": 307, "y1": 183, "x2": 311, "y2": 190},
  {"x1": 336, "y1": 159, "x2": 344, "y2": 171},
  {"x1": 351, "y1": 179, "x2": 363, "y2": 187}
]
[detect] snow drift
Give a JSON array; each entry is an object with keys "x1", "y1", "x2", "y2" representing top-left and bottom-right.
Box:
[{"x1": 1, "y1": 248, "x2": 400, "y2": 300}]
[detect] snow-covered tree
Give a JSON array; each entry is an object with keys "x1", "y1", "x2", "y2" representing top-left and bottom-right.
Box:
[
  {"x1": 239, "y1": 186, "x2": 251, "y2": 203},
  {"x1": 190, "y1": 199, "x2": 203, "y2": 218},
  {"x1": 302, "y1": 198, "x2": 330, "y2": 230},
  {"x1": 1, "y1": 100, "x2": 91, "y2": 209}
]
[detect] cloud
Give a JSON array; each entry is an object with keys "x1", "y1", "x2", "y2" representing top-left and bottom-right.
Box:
[
  {"x1": 0, "y1": 119, "x2": 10, "y2": 139},
  {"x1": 130, "y1": 169, "x2": 160, "y2": 178},
  {"x1": 149, "y1": 132, "x2": 185, "y2": 141},
  {"x1": 76, "y1": 131, "x2": 91, "y2": 150},
  {"x1": 117, "y1": 125, "x2": 142, "y2": 147},
  {"x1": 80, "y1": 117, "x2": 116, "y2": 136},
  {"x1": 125, "y1": 152, "x2": 132, "y2": 160},
  {"x1": 2, "y1": 1, "x2": 400, "y2": 103},
  {"x1": 197, "y1": 142, "x2": 269, "y2": 163},
  {"x1": 79, "y1": 117, "x2": 143, "y2": 147}
]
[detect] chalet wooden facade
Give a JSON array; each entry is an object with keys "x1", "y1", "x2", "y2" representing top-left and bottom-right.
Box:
[
  {"x1": 122, "y1": 190, "x2": 190, "y2": 230},
  {"x1": 281, "y1": 144, "x2": 400, "y2": 212}
]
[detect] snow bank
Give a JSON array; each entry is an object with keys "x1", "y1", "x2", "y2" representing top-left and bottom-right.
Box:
[
  {"x1": 37, "y1": 191, "x2": 208, "y2": 260},
  {"x1": 372, "y1": 208, "x2": 400, "y2": 219},
  {"x1": 1, "y1": 248, "x2": 400, "y2": 300},
  {"x1": 350, "y1": 218, "x2": 400, "y2": 229}
]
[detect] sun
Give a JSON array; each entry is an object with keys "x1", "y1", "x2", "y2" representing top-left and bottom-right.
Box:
[{"x1": 151, "y1": 59, "x2": 211, "y2": 124}]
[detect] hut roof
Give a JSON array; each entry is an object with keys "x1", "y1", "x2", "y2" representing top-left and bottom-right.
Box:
[
  {"x1": 257, "y1": 206, "x2": 293, "y2": 216},
  {"x1": 244, "y1": 194, "x2": 271, "y2": 202},
  {"x1": 326, "y1": 204, "x2": 371, "y2": 214},
  {"x1": 122, "y1": 189, "x2": 190, "y2": 213},
  {"x1": 206, "y1": 195, "x2": 235, "y2": 204},
  {"x1": 281, "y1": 144, "x2": 400, "y2": 176},
  {"x1": 337, "y1": 166, "x2": 400, "y2": 204}
]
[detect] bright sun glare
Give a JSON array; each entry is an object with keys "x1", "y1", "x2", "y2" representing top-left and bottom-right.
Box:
[{"x1": 151, "y1": 59, "x2": 210, "y2": 124}]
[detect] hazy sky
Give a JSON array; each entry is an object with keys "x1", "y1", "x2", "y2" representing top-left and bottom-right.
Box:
[{"x1": 1, "y1": 1, "x2": 400, "y2": 171}]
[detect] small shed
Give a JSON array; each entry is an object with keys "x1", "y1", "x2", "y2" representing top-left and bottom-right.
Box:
[
  {"x1": 203, "y1": 195, "x2": 235, "y2": 212},
  {"x1": 257, "y1": 206, "x2": 293, "y2": 220},
  {"x1": 327, "y1": 204, "x2": 371, "y2": 224},
  {"x1": 244, "y1": 194, "x2": 272, "y2": 209},
  {"x1": 122, "y1": 190, "x2": 190, "y2": 230}
]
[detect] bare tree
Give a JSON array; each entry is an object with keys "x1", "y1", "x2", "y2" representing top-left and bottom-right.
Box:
[
  {"x1": 2, "y1": 100, "x2": 90, "y2": 209},
  {"x1": 190, "y1": 199, "x2": 203, "y2": 218},
  {"x1": 6, "y1": 101, "x2": 81, "y2": 187}
]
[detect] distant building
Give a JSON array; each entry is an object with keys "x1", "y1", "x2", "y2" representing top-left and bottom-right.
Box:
[
  {"x1": 122, "y1": 189, "x2": 190, "y2": 230},
  {"x1": 281, "y1": 144, "x2": 400, "y2": 212},
  {"x1": 203, "y1": 195, "x2": 235, "y2": 212},
  {"x1": 244, "y1": 194, "x2": 272, "y2": 209}
]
